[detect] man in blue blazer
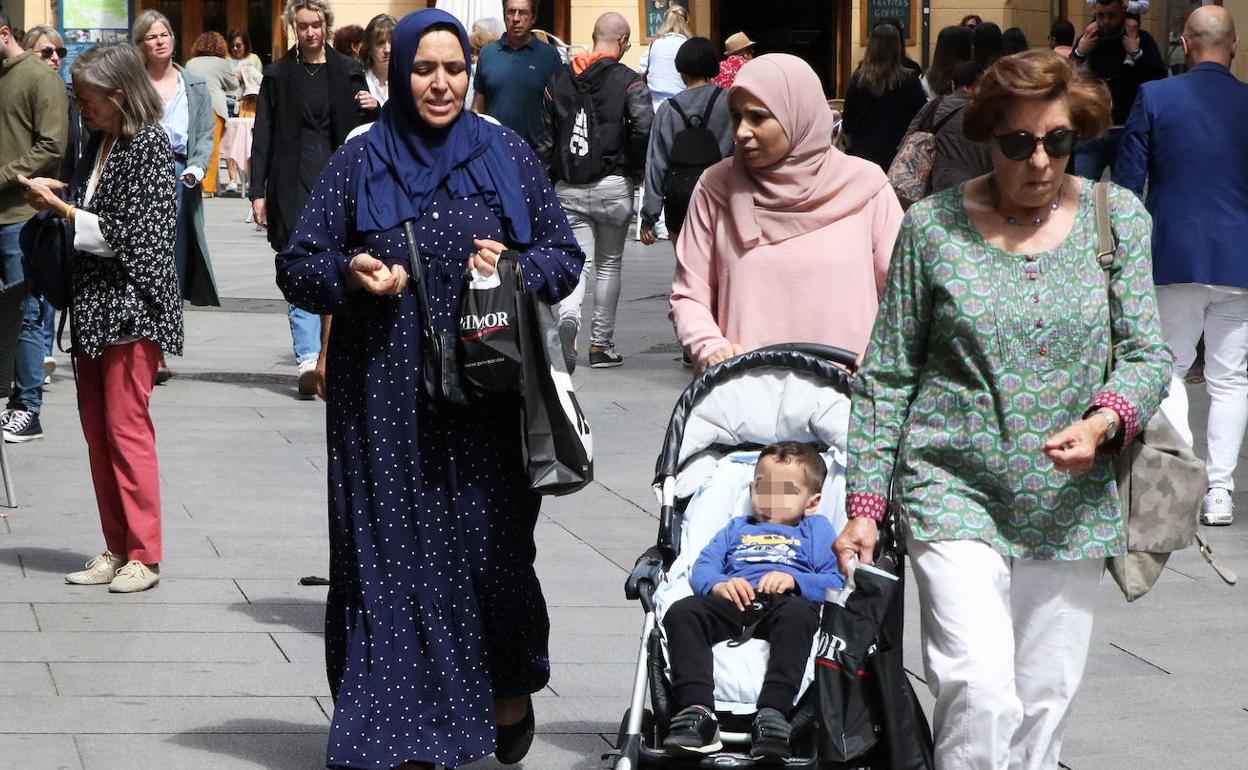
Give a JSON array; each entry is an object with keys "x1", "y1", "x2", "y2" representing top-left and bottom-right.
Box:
[{"x1": 1115, "y1": 5, "x2": 1248, "y2": 527}]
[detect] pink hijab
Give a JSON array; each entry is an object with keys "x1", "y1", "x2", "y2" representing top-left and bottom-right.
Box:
[{"x1": 705, "y1": 54, "x2": 888, "y2": 248}]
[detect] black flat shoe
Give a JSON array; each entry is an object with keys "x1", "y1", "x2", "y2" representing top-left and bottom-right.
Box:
[{"x1": 494, "y1": 695, "x2": 534, "y2": 765}]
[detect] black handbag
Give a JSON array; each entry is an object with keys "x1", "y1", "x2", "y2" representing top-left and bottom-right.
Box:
[{"x1": 402, "y1": 220, "x2": 469, "y2": 407}]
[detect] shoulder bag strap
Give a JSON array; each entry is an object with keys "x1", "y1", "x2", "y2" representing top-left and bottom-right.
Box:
[
  {"x1": 916, "y1": 95, "x2": 945, "y2": 134},
  {"x1": 930, "y1": 102, "x2": 966, "y2": 136},
  {"x1": 668, "y1": 97, "x2": 693, "y2": 129},
  {"x1": 1093, "y1": 180, "x2": 1116, "y2": 377},
  {"x1": 698, "y1": 87, "x2": 722, "y2": 126},
  {"x1": 402, "y1": 220, "x2": 435, "y2": 336}
]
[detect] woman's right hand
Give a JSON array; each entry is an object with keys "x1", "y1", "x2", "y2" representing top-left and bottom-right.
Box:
[
  {"x1": 699, "y1": 343, "x2": 744, "y2": 373},
  {"x1": 251, "y1": 197, "x2": 267, "y2": 228},
  {"x1": 355, "y1": 90, "x2": 379, "y2": 112},
  {"x1": 347, "y1": 253, "x2": 408, "y2": 295},
  {"x1": 833, "y1": 516, "x2": 879, "y2": 576}
]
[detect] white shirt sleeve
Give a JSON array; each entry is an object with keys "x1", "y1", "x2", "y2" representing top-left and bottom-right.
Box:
[{"x1": 72, "y1": 211, "x2": 117, "y2": 258}]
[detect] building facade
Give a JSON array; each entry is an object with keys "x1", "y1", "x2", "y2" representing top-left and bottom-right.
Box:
[{"x1": 8, "y1": 0, "x2": 1246, "y2": 93}]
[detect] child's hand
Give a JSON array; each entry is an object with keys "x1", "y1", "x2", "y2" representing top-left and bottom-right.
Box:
[
  {"x1": 711, "y1": 577, "x2": 755, "y2": 611},
  {"x1": 756, "y1": 571, "x2": 796, "y2": 595}
]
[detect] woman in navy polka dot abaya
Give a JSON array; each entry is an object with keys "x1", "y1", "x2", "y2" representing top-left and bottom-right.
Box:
[{"x1": 276, "y1": 10, "x2": 583, "y2": 769}]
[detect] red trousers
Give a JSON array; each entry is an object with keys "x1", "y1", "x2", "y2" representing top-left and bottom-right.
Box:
[{"x1": 76, "y1": 340, "x2": 163, "y2": 564}]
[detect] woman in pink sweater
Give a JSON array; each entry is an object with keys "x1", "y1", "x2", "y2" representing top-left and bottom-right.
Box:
[{"x1": 671, "y1": 54, "x2": 904, "y2": 371}]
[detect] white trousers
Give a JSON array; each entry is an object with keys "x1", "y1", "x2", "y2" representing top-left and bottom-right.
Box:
[
  {"x1": 1155, "y1": 283, "x2": 1248, "y2": 491},
  {"x1": 908, "y1": 539, "x2": 1102, "y2": 770}
]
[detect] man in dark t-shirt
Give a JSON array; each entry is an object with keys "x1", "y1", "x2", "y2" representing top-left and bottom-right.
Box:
[{"x1": 472, "y1": 0, "x2": 562, "y2": 148}]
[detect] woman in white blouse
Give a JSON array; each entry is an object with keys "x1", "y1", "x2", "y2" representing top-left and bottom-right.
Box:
[
  {"x1": 354, "y1": 13, "x2": 395, "y2": 115},
  {"x1": 639, "y1": 5, "x2": 690, "y2": 111}
]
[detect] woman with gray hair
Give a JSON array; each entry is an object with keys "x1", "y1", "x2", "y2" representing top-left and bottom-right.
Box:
[
  {"x1": 250, "y1": 0, "x2": 366, "y2": 398},
  {"x1": 132, "y1": 9, "x2": 219, "y2": 320},
  {"x1": 19, "y1": 43, "x2": 184, "y2": 593}
]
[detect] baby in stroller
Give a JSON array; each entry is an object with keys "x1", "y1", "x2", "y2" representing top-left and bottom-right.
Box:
[{"x1": 662, "y1": 441, "x2": 845, "y2": 760}]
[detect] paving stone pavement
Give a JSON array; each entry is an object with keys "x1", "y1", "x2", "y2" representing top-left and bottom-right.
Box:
[{"x1": 0, "y1": 196, "x2": 1242, "y2": 770}]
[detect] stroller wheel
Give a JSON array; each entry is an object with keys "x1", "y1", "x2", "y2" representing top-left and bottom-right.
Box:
[{"x1": 616, "y1": 707, "x2": 656, "y2": 750}]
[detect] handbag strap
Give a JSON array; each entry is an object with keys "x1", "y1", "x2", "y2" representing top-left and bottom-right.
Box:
[
  {"x1": 401, "y1": 220, "x2": 435, "y2": 340},
  {"x1": 1196, "y1": 532, "x2": 1239, "y2": 586},
  {"x1": 1093, "y1": 181, "x2": 1116, "y2": 379},
  {"x1": 929, "y1": 102, "x2": 965, "y2": 136}
]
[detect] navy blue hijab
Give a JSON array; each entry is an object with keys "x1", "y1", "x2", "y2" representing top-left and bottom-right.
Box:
[{"x1": 354, "y1": 9, "x2": 531, "y2": 244}]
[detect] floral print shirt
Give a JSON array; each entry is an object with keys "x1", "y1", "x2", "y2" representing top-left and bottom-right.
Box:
[
  {"x1": 846, "y1": 182, "x2": 1171, "y2": 560},
  {"x1": 713, "y1": 54, "x2": 749, "y2": 90}
]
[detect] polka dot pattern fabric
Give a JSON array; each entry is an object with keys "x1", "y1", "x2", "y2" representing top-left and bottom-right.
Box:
[
  {"x1": 276, "y1": 126, "x2": 584, "y2": 769},
  {"x1": 846, "y1": 182, "x2": 1171, "y2": 561}
]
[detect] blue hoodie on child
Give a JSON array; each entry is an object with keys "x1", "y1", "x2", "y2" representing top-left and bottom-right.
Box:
[{"x1": 690, "y1": 515, "x2": 844, "y2": 601}]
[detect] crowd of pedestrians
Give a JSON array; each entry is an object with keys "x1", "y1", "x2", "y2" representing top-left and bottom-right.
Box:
[{"x1": 1, "y1": 0, "x2": 1246, "y2": 768}]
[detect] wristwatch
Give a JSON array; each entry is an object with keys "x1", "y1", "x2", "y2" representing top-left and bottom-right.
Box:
[{"x1": 1095, "y1": 409, "x2": 1118, "y2": 442}]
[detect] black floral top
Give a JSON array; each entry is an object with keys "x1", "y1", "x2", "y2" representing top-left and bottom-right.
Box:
[{"x1": 73, "y1": 124, "x2": 184, "y2": 358}]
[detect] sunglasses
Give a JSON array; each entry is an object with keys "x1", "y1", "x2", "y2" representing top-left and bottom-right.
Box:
[
  {"x1": 39, "y1": 46, "x2": 68, "y2": 60},
  {"x1": 993, "y1": 129, "x2": 1079, "y2": 161}
]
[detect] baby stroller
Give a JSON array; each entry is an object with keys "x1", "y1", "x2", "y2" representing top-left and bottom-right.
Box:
[{"x1": 606, "y1": 343, "x2": 927, "y2": 769}]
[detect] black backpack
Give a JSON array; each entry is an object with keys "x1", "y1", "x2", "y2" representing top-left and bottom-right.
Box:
[
  {"x1": 551, "y1": 67, "x2": 606, "y2": 185},
  {"x1": 19, "y1": 212, "x2": 74, "y2": 312},
  {"x1": 662, "y1": 88, "x2": 725, "y2": 235}
]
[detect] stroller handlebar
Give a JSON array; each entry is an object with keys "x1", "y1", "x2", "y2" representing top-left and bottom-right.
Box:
[{"x1": 652, "y1": 343, "x2": 858, "y2": 487}]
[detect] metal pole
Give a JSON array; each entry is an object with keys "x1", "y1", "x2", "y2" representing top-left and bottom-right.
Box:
[{"x1": 922, "y1": 0, "x2": 931, "y2": 69}]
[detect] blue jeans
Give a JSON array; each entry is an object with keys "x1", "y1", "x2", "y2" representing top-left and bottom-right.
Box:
[
  {"x1": 0, "y1": 221, "x2": 47, "y2": 413},
  {"x1": 288, "y1": 305, "x2": 321, "y2": 365},
  {"x1": 1072, "y1": 127, "x2": 1124, "y2": 181}
]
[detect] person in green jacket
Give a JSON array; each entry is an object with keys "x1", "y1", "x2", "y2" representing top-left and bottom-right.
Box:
[{"x1": 0, "y1": 7, "x2": 67, "y2": 444}]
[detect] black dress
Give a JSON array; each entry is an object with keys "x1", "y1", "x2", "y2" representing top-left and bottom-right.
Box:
[
  {"x1": 276, "y1": 126, "x2": 583, "y2": 769},
  {"x1": 298, "y1": 64, "x2": 333, "y2": 200}
]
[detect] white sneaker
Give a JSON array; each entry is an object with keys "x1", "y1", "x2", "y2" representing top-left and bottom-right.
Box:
[
  {"x1": 65, "y1": 551, "x2": 125, "y2": 585},
  {"x1": 1200, "y1": 487, "x2": 1234, "y2": 526},
  {"x1": 108, "y1": 560, "x2": 160, "y2": 593},
  {"x1": 297, "y1": 358, "x2": 318, "y2": 400},
  {"x1": 44, "y1": 356, "x2": 56, "y2": 383}
]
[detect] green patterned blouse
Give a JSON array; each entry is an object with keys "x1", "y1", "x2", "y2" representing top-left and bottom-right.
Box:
[{"x1": 846, "y1": 181, "x2": 1171, "y2": 561}]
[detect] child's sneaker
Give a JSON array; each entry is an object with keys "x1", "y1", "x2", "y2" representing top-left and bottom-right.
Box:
[
  {"x1": 662, "y1": 705, "x2": 722, "y2": 754},
  {"x1": 750, "y1": 707, "x2": 792, "y2": 760}
]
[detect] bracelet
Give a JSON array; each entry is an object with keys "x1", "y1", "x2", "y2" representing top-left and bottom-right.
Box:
[{"x1": 63, "y1": 205, "x2": 75, "y2": 222}]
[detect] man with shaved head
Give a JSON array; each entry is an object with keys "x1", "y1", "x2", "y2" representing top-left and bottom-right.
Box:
[
  {"x1": 537, "y1": 11, "x2": 652, "y2": 372},
  {"x1": 1116, "y1": 5, "x2": 1248, "y2": 526}
]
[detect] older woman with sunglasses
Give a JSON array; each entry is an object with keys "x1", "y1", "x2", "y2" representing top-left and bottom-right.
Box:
[{"x1": 835, "y1": 50, "x2": 1170, "y2": 770}]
